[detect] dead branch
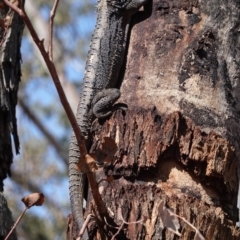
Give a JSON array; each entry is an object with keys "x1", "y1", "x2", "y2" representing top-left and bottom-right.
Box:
[
  {"x1": 76, "y1": 214, "x2": 93, "y2": 240},
  {"x1": 48, "y1": 0, "x2": 60, "y2": 60},
  {"x1": 110, "y1": 208, "x2": 144, "y2": 240}
]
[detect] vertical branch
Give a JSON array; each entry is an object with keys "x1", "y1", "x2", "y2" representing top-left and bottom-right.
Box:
[{"x1": 48, "y1": 0, "x2": 60, "y2": 60}]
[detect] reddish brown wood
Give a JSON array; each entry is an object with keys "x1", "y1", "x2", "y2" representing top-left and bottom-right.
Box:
[{"x1": 88, "y1": 109, "x2": 239, "y2": 239}]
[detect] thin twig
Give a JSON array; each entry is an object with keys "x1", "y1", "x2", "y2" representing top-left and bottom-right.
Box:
[
  {"x1": 4, "y1": 208, "x2": 28, "y2": 240},
  {"x1": 171, "y1": 213, "x2": 198, "y2": 232},
  {"x1": 110, "y1": 208, "x2": 144, "y2": 240},
  {"x1": 76, "y1": 214, "x2": 93, "y2": 240},
  {"x1": 110, "y1": 222, "x2": 124, "y2": 240},
  {"x1": 171, "y1": 213, "x2": 205, "y2": 239},
  {"x1": 48, "y1": 0, "x2": 60, "y2": 60},
  {"x1": 104, "y1": 217, "x2": 121, "y2": 229},
  {"x1": 90, "y1": 202, "x2": 107, "y2": 240},
  {"x1": 118, "y1": 207, "x2": 144, "y2": 225}
]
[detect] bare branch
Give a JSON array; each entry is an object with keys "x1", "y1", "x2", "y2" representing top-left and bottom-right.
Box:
[
  {"x1": 25, "y1": 1, "x2": 79, "y2": 112},
  {"x1": 4, "y1": 208, "x2": 28, "y2": 240},
  {"x1": 77, "y1": 214, "x2": 93, "y2": 240},
  {"x1": 118, "y1": 207, "x2": 144, "y2": 225},
  {"x1": 110, "y1": 222, "x2": 124, "y2": 240},
  {"x1": 48, "y1": 0, "x2": 60, "y2": 60},
  {"x1": 171, "y1": 213, "x2": 206, "y2": 240},
  {"x1": 110, "y1": 208, "x2": 144, "y2": 240}
]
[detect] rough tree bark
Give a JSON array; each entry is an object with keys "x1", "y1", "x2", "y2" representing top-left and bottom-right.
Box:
[
  {"x1": 0, "y1": 0, "x2": 24, "y2": 239},
  {"x1": 82, "y1": 0, "x2": 240, "y2": 239}
]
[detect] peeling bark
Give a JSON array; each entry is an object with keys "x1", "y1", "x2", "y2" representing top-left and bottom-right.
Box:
[
  {"x1": 88, "y1": 110, "x2": 239, "y2": 238},
  {"x1": 99, "y1": 178, "x2": 240, "y2": 240},
  {"x1": 84, "y1": 0, "x2": 240, "y2": 239}
]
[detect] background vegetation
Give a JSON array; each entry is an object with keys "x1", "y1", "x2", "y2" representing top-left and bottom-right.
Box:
[{"x1": 4, "y1": 1, "x2": 96, "y2": 239}]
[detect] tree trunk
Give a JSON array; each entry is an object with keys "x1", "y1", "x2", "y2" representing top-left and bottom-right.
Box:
[
  {"x1": 0, "y1": 1, "x2": 24, "y2": 239},
  {"x1": 85, "y1": 0, "x2": 240, "y2": 239}
]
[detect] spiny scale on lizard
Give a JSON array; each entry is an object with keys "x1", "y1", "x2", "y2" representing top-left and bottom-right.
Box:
[{"x1": 69, "y1": 0, "x2": 148, "y2": 239}]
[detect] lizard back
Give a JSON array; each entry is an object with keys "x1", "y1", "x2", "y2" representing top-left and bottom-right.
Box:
[{"x1": 69, "y1": 0, "x2": 148, "y2": 238}]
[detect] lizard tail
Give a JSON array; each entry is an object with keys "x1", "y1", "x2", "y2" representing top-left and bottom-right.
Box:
[{"x1": 69, "y1": 133, "x2": 89, "y2": 240}]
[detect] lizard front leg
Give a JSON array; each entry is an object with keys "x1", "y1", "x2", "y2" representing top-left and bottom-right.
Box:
[{"x1": 91, "y1": 88, "x2": 121, "y2": 119}]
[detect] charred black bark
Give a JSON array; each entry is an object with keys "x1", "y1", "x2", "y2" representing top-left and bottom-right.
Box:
[{"x1": 0, "y1": 1, "x2": 25, "y2": 239}]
